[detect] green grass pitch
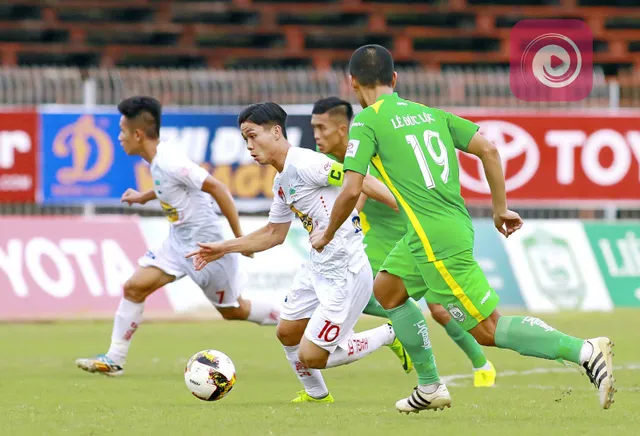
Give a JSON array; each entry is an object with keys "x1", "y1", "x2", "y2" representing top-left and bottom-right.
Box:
[{"x1": 1, "y1": 310, "x2": 639, "y2": 435}]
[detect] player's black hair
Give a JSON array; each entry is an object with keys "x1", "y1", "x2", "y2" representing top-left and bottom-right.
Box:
[
  {"x1": 312, "y1": 97, "x2": 354, "y2": 123},
  {"x1": 349, "y1": 44, "x2": 395, "y2": 88},
  {"x1": 237, "y1": 102, "x2": 288, "y2": 139},
  {"x1": 117, "y1": 96, "x2": 162, "y2": 139}
]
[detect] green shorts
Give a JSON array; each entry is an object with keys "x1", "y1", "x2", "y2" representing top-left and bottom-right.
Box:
[
  {"x1": 381, "y1": 237, "x2": 499, "y2": 331},
  {"x1": 366, "y1": 243, "x2": 427, "y2": 301}
]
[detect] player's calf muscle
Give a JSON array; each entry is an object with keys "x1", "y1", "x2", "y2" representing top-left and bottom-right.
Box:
[{"x1": 217, "y1": 305, "x2": 249, "y2": 320}]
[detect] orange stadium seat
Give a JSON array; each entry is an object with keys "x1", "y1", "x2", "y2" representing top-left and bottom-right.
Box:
[{"x1": 0, "y1": 0, "x2": 639, "y2": 75}]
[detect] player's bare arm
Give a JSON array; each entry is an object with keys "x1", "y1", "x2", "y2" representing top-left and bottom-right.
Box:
[
  {"x1": 187, "y1": 221, "x2": 291, "y2": 271},
  {"x1": 121, "y1": 188, "x2": 157, "y2": 206},
  {"x1": 201, "y1": 175, "x2": 244, "y2": 238},
  {"x1": 311, "y1": 170, "x2": 363, "y2": 251},
  {"x1": 355, "y1": 193, "x2": 367, "y2": 212},
  {"x1": 466, "y1": 132, "x2": 523, "y2": 237},
  {"x1": 363, "y1": 175, "x2": 398, "y2": 212}
]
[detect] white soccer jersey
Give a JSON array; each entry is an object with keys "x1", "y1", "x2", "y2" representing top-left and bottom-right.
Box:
[
  {"x1": 268, "y1": 147, "x2": 367, "y2": 280},
  {"x1": 150, "y1": 141, "x2": 224, "y2": 252}
]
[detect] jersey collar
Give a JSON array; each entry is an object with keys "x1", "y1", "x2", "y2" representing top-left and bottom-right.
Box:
[{"x1": 376, "y1": 92, "x2": 398, "y2": 102}]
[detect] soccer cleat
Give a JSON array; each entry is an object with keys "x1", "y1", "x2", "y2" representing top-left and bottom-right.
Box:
[
  {"x1": 75, "y1": 354, "x2": 124, "y2": 377},
  {"x1": 396, "y1": 383, "x2": 451, "y2": 414},
  {"x1": 473, "y1": 360, "x2": 497, "y2": 387},
  {"x1": 386, "y1": 323, "x2": 414, "y2": 374},
  {"x1": 582, "y1": 337, "x2": 616, "y2": 409},
  {"x1": 290, "y1": 390, "x2": 334, "y2": 404}
]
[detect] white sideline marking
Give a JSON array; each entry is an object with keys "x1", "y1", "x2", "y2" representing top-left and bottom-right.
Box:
[{"x1": 442, "y1": 363, "x2": 640, "y2": 387}]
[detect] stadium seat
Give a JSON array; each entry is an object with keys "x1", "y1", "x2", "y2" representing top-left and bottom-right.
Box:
[{"x1": 0, "y1": 0, "x2": 639, "y2": 75}]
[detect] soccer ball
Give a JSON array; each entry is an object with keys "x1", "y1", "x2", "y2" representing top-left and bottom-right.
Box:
[{"x1": 184, "y1": 350, "x2": 236, "y2": 401}]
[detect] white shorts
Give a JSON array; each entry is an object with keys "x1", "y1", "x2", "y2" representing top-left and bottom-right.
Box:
[
  {"x1": 280, "y1": 262, "x2": 373, "y2": 353},
  {"x1": 138, "y1": 238, "x2": 242, "y2": 308}
]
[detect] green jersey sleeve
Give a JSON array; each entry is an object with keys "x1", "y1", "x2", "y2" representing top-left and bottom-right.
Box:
[
  {"x1": 344, "y1": 112, "x2": 376, "y2": 175},
  {"x1": 446, "y1": 111, "x2": 480, "y2": 151}
]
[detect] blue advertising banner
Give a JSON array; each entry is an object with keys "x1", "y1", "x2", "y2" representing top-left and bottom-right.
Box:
[
  {"x1": 40, "y1": 110, "x2": 314, "y2": 209},
  {"x1": 41, "y1": 112, "x2": 141, "y2": 204},
  {"x1": 472, "y1": 220, "x2": 525, "y2": 307}
]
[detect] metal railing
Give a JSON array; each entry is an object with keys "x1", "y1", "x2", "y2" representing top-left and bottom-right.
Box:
[
  {"x1": 0, "y1": 65, "x2": 626, "y2": 108},
  {"x1": 0, "y1": 66, "x2": 638, "y2": 220}
]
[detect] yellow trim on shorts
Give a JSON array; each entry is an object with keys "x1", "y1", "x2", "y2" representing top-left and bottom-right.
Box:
[
  {"x1": 433, "y1": 260, "x2": 485, "y2": 323},
  {"x1": 370, "y1": 155, "x2": 483, "y2": 321}
]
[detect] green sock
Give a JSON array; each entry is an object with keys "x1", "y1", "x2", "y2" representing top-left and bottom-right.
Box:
[
  {"x1": 495, "y1": 316, "x2": 584, "y2": 364},
  {"x1": 362, "y1": 294, "x2": 388, "y2": 318},
  {"x1": 444, "y1": 319, "x2": 487, "y2": 369},
  {"x1": 386, "y1": 301, "x2": 440, "y2": 384}
]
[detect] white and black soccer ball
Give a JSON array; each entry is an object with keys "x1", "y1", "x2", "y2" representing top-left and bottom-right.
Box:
[{"x1": 184, "y1": 350, "x2": 236, "y2": 401}]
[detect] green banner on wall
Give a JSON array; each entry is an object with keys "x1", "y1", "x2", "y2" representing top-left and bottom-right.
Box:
[{"x1": 583, "y1": 223, "x2": 640, "y2": 307}]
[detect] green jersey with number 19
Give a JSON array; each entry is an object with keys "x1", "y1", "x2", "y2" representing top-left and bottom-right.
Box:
[{"x1": 344, "y1": 92, "x2": 479, "y2": 262}]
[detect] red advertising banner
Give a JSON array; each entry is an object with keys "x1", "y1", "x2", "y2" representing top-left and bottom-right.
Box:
[
  {"x1": 0, "y1": 111, "x2": 38, "y2": 203},
  {"x1": 0, "y1": 216, "x2": 172, "y2": 320},
  {"x1": 456, "y1": 112, "x2": 640, "y2": 203}
]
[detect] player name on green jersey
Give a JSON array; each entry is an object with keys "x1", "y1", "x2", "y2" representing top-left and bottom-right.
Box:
[{"x1": 345, "y1": 92, "x2": 479, "y2": 263}]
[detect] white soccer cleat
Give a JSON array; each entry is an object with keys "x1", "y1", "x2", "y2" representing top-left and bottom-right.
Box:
[
  {"x1": 582, "y1": 337, "x2": 616, "y2": 409},
  {"x1": 395, "y1": 383, "x2": 451, "y2": 414}
]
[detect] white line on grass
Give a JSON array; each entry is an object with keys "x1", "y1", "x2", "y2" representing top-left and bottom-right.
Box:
[{"x1": 442, "y1": 363, "x2": 640, "y2": 388}]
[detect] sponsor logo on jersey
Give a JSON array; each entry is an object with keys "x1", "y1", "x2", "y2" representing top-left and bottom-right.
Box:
[
  {"x1": 290, "y1": 204, "x2": 314, "y2": 233},
  {"x1": 346, "y1": 140, "x2": 360, "y2": 158},
  {"x1": 277, "y1": 186, "x2": 286, "y2": 201},
  {"x1": 352, "y1": 216, "x2": 363, "y2": 234},
  {"x1": 160, "y1": 201, "x2": 179, "y2": 223}
]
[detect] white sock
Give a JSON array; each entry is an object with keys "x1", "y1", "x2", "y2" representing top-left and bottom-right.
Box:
[
  {"x1": 418, "y1": 383, "x2": 441, "y2": 394},
  {"x1": 473, "y1": 362, "x2": 493, "y2": 371},
  {"x1": 579, "y1": 341, "x2": 593, "y2": 364},
  {"x1": 246, "y1": 297, "x2": 280, "y2": 326},
  {"x1": 283, "y1": 344, "x2": 329, "y2": 399},
  {"x1": 325, "y1": 324, "x2": 395, "y2": 368},
  {"x1": 106, "y1": 298, "x2": 144, "y2": 366}
]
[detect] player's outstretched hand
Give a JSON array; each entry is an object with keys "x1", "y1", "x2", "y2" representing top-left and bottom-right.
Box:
[
  {"x1": 493, "y1": 209, "x2": 523, "y2": 238},
  {"x1": 121, "y1": 188, "x2": 146, "y2": 206},
  {"x1": 241, "y1": 252, "x2": 255, "y2": 259},
  {"x1": 310, "y1": 229, "x2": 331, "y2": 252},
  {"x1": 186, "y1": 242, "x2": 226, "y2": 271}
]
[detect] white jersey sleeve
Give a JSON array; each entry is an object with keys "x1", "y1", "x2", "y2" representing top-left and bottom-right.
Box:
[
  {"x1": 268, "y1": 191, "x2": 294, "y2": 224},
  {"x1": 297, "y1": 153, "x2": 345, "y2": 188}
]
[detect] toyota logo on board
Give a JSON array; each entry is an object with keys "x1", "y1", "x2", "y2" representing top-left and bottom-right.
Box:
[{"x1": 459, "y1": 120, "x2": 540, "y2": 194}]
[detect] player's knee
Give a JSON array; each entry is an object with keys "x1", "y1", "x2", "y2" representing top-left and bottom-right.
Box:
[
  {"x1": 473, "y1": 331, "x2": 495, "y2": 347},
  {"x1": 429, "y1": 304, "x2": 451, "y2": 327},
  {"x1": 276, "y1": 324, "x2": 299, "y2": 346},
  {"x1": 123, "y1": 279, "x2": 147, "y2": 303},
  {"x1": 374, "y1": 286, "x2": 407, "y2": 310},
  {"x1": 298, "y1": 350, "x2": 327, "y2": 369},
  {"x1": 469, "y1": 314, "x2": 500, "y2": 347},
  {"x1": 373, "y1": 272, "x2": 408, "y2": 310}
]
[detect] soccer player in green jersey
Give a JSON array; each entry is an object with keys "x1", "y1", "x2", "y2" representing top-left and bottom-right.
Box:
[
  {"x1": 311, "y1": 96, "x2": 496, "y2": 387},
  {"x1": 311, "y1": 45, "x2": 615, "y2": 412}
]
